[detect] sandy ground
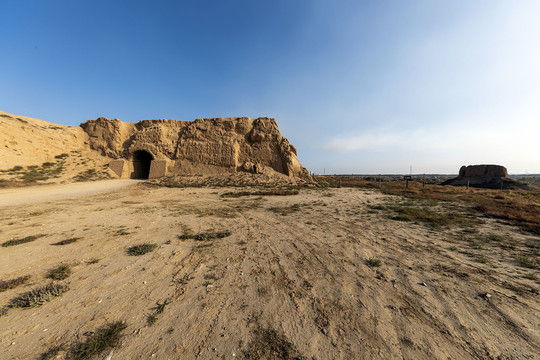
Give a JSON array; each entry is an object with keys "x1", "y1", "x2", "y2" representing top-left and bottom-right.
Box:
[
  {"x1": 0, "y1": 180, "x2": 138, "y2": 206},
  {"x1": 0, "y1": 184, "x2": 539, "y2": 359}
]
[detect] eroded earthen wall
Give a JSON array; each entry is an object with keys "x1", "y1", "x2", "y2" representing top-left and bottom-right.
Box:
[{"x1": 82, "y1": 116, "x2": 311, "y2": 181}]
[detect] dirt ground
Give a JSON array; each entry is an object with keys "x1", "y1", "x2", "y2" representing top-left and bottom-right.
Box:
[
  {"x1": 0, "y1": 183, "x2": 539, "y2": 359},
  {"x1": 0, "y1": 180, "x2": 137, "y2": 207}
]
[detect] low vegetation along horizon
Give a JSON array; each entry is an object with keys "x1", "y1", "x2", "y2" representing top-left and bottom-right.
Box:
[{"x1": 317, "y1": 176, "x2": 540, "y2": 236}]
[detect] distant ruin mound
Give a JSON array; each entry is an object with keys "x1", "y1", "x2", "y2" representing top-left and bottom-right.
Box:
[
  {"x1": 458, "y1": 164, "x2": 508, "y2": 179},
  {"x1": 80, "y1": 116, "x2": 312, "y2": 182},
  {"x1": 442, "y1": 164, "x2": 528, "y2": 190}
]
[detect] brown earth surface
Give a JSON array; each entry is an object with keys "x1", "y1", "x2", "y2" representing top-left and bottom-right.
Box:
[{"x1": 1, "y1": 183, "x2": 539, "y2": 359}]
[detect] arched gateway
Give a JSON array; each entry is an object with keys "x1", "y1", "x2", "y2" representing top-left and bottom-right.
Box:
[{"x1": 131, "y1": 150, "x2": 153, "y2": 179}]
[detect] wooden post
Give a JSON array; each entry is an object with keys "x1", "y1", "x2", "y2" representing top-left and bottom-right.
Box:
[
  {"x1": 404, "y1": 175, "x2": 412, "y2": 188},
  {"x1": 467, "y1": 180, "x2": 469, "y2": 189}
]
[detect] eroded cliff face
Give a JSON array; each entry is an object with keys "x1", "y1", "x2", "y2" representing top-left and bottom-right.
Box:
[{"x1": 80, "y1": 116, "x2": 311, "y2": 181}]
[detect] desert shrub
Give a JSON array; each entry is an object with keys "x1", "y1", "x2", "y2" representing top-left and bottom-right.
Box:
[
  {"x1": 127, "y1": 243, "x2": 158, "y2": 256},
  {"x1": 73, "y1": 168, "x2": 111, "y2": 182},
  {"x1": 20, "y1": 168, "x2": 50, "y2": 182},
  {"x1": 0, "y1": 275, "x2": 31, "y2": 292},
  {"x1": 73, "y1": 169, "x2": 96, "y2": 182},
  {"x1": 515, "y1": 256, "x2": 538, "y2": 269},
  {"x1": 476, "y1": 255, "x2": 488, "y2": 264},
  {"x1": 47, "y1": 265, "x2": 71, "y2": 280},
  {"x1": 221, "y1": 189, "x2": 299, "y2": 197},
  {"x1": 10, "y1": 165, "x2": 23, "y2": 171},
  {"x1": 195, "y1": 231, "x2": 231, "y2": 241},
  {"x1": 0, "y1": 179, "x2": 20, "y2": 188},
  {"x1": 10, "y1": 283, "x2": 69, "y2": 308},
  {"x1": 113, "y1": 228, "x2": 130, "y2": 236},
  {"x1": 38, "y1": 345, "x2": 64, "y2": 360},
  {"x1": 179, "y1": 230, "x2": 231, "y2": 241},
  {"x1": 368, "y1": 204, "x2": 388, "y2": 211},
  {"x1": 147, "y1": 299, "x2": 170, "y2": 325},
  {"x1": 486, "y1": 234, "x2": 504, "y2": 242},
  {"x1": 54, "y1": 153, "x2": 69, "y2": 159},
  {"x1": 51, "y1": 237, "x2": 81, "y2": 246},
  {"x1": 365, "y1": 258, "x2": 382, "y2": 267},
  {"x1": 2, "y1": 234, "x2": 46, "y2": 247},
  {"x1": 69, "y1": 321, "x2": 127, "y2": 360}
]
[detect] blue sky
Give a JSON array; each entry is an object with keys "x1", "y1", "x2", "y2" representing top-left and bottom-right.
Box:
[{"x1": 1, "y1": 1, "x2": 539, "y2": 174}]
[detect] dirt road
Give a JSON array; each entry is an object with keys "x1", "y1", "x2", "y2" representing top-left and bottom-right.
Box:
[
  {"x1": 0, "y1": 180, "x2": 137, "y2": 207},
  {"x1": 0, "y1": 185, "x2": 538, "y2": 359}
]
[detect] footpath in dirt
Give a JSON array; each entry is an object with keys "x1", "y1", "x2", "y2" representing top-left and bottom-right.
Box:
[{"x1": 0, "y1": 180, "x2": 137, "y2": 206}]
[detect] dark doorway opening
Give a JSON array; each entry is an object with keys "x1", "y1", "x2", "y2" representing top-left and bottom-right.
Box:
[{"x1": 131, "y1": 150, "x2": 153, "y2": 179}]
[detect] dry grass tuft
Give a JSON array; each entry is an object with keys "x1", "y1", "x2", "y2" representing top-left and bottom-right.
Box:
[
  {"x1": 73, "y1": 168, "x2": 111, "y2": 182},
  {"x1": 38, "y1": 345, "x2": 65, "y2": 360},
  {"x1": 365, "y1": 258, "x2": 382, "y2": 267},
  {"x1": 221, "y1": 189, "x2": 299, "y2": 197},
  {"x1": 178, "y1": 230, "x2": 231, "y2": 241},
  {"x1": 2, "y1": 234, "x2": 47, "y2": 247},
  {"x1": 69, "y1": 321, "x2": 127, "y2": 360},
  {"x1": 243, "y1": 327, "x2": 304, "y2": 360},
  {"x1": 391, "y1": 206, "x2": 469, "y2": 228},
  {"x1": 51, "y1": 237, "x2": 81, "y2": 246},
  {"x1": 147, "y1": 299, "x2": 171, "y2": 325},
  {"x1": 47, "y1": 264, "x2": 72, "y2": 280},
  {"x1": 127, "y1": 243, "x2": 158, "y2": 256},
  {"x1": 0, "y1": 275, "x2": 31, "y2": 292},
  {"x1": 515, "y1": 256, "x2": 538, "y2": 269},
  {"x1": 10, "y1": 283, "x2": 69, "y2": 308}
]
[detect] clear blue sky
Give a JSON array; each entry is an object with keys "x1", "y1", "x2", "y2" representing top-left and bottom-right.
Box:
[{"x1": 2, "y1": 1, "x2": 539, "y2": 174}]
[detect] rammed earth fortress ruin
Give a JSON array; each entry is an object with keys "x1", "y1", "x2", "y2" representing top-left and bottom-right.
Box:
[{"x1": 80, "y1": 116, "x2": 311, "y2": 181}]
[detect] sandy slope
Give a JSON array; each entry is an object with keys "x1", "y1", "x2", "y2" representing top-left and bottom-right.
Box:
[
  {"x1": 0, "y1": 110, "x2": 115, "y2": 185},
  {"x1": 0, "y1": 184, "x2": 538, "y2": 359},
  {"x1": 0, "y1": 111, "x2": 86, "y2": 169}
]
